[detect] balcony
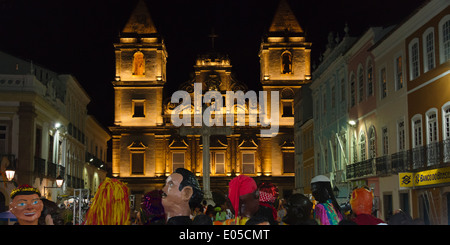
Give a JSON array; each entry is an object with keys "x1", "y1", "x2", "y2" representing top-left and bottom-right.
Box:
[
  {"x1": 85, "y1": 151, "x2": 108, "y2": 171},
  {"x1": 346, "y1": 159, "x2": 375, "y2": 180},
  {"x1": 66, "y1": 175, "x2": 84, "y2": 189},
  {"x1": 346, "y1": 139, "x2": 450, "y2": 180},
  {"x1": 33, "y1": 156, "x2": 65, "y2": 180}
]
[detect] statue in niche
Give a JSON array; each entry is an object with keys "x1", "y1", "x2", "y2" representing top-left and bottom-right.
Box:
[
  {"x1": 132, "y1": 51, "x2": 145, "y2": 76},
  {"x1": 281, "y1": 51, "x2": 292, "y2": 74}
]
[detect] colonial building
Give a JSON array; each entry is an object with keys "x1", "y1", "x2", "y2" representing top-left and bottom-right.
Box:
[
  {"x1": 0, "y1": 50, "x2": 110, "y2": 209},
  {"x1": 110, "y1": 0, "x2": 311, "y2": 204},
  {"x1": 404, "y1": 1, "x2": 450, "y2": 224},
  {"x1": 345, "y1": 26, "x2": 395, "y2": 218},
  {"x1": 309, "y1": 26, "x2": 357, "y2": 202},
  {"x1": 311, "y1": 0, "x2": 449, "y2": 224}
]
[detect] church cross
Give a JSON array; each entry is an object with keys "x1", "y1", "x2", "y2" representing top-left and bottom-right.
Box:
[
  {"x1": 208, "y1": 28, "x2": 219, "y2": 49},
  {"x1": 179, "y1": 104, "x2": 232, "y2": 205}
]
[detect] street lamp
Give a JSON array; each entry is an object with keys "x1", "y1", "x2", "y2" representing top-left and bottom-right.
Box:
[
  {"x1": 5, "y1": 164, "x2": 15, "y2": 181},
  {"x1": 55, "y1": 175, "x2": 64, "y2": 187},
  {"x1": 348, "y1": 120, "x2": 356, "y2": 126},
  {"x1": 44, "y1": 175, "x2": 64, "y2": 198}
]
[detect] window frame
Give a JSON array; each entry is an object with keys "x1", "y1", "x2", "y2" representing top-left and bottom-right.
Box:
[
  {"x1": 241, "y1": 151, "x2": 255, "y2": 174},
  {"x1": 366, "y1": 58, "x2": 374, "y2": 97},
  {"x1": 425, "y1": 108, "x2": 439, "y2": 144},
  {"x1": 380, "y1": 66, "x2": 387, "y2": 99},
  {"x1": 395, "y1": 55, "x2": 403, "y2": 91},
  {"x1": 412, "y1": 114, "x2": 423, "y2": 148},
  {"x1": 172, "y1": 152, "x2": 185, "y2": 171},
  {"x1": 350, "y1": 72, "x2": 356, "y2": 107},
  {"x1": 357, "y1": 64, "x2": 365, "y2": 102},
  {"x1": 409, "y1": 38, "x2": 420, "y2": 80},
  {"x1": 382, "y1": 127, "x2": 389, "y2": 156},
  {"x1": 359, "y1": 130, "x2": 366, "y2": 161},
  {"x1": 422, "y1": 27, "x2": 435, "y2": 73},
  {"x1": 438, "y1": 15, "x2": 450, "y2": 64},
  {"x1": 132, "y1": 99, "x2": 146, "y2": 118}
]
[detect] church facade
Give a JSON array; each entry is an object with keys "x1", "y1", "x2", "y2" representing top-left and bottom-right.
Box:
[{"x1": 109, "y1": 0, "x2": 311, "y2": 202}]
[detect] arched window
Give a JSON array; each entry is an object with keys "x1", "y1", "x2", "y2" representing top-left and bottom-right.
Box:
[
  {"x1": 132, "y1": 51, "x2": 145, "y2": 75},
  {"x1": 358, "y1": 65, "x2": 364, "y2": 102},
  {"x1": 423, "y1": 27, "x2": 435, "y2": 72},
  {"x1": 412, "y1": 114, "x2": 423, "y2": 148},
  {"x1": 352, "y1": 134, "x2": 357, "y2": 163},
  {"x1": 426, "y1": 109, "x2": 438, "y2": 144},
  {"x1": 439, "y1": 15, "x2": 450, "y2": 64},
  {"x1": 442, "y1": 102, "x2": 450, "y2": 163},
  {"x1": 281, "y1": 51, "x2": 292, "y2": 74},
  {"x1": 380, "y1": 67, "x2": 387, "y2": 98},
  {"x1": 367, "y1": 59, "x2": 373, "y2": 97},
  {"x1": 409, "y1": 39, "x2": 420, "y2": 80},
  {"x1": 360, "y1": 131, "x2": 366, "y2": 161},
  {"x1": 350, "y1": 73, "x2": 356, "y2": 107},
  {"x1": 426, "y1": 109, "x2": 439, "y2": 166},
  {"x1": 368, "y1": 127, "x2": 376, "y2": 159},
  {"x1": 443, "y1": 103, "x2": 450, "y2": 140},
  {"x1": 281, "y1": 88, "x2": 294, "y2": 117}
]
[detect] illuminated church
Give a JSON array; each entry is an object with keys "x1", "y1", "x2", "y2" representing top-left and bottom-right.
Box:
[{"x1": 109, "y1": 0, "x2": 311, "y2": 202}]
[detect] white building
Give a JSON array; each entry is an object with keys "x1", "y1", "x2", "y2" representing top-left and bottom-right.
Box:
[{"x1": 0, "y1": 50, "x2": 109, "y2": 208}]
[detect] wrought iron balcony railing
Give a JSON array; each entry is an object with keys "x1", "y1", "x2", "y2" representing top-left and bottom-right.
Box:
[{"x1": 346, "y1": 139, "x2": 450, "y2": 180}]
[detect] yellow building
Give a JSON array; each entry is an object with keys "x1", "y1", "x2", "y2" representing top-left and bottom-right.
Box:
[
  {"x1": 406, "y1": 3, "x2": 450, "y2": 224},
  {"x1": 110, "y1": 0, "x2": 311, "y2": 203}
]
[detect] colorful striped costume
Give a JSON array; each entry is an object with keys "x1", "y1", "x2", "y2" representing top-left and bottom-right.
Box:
[{"x1": 313, "y1": 199, "x2": 343, "y2": 225}]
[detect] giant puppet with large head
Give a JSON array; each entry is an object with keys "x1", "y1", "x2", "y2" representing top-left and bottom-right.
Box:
[
  {"x1": 350, "y1": 186, "x2": 386, "y2": 225},
  {"x1": 161, "y1": 168, "x2": 203, "y2": 225},
  {"x1": 9, "y1": 184, "x2": 44, "y2": 225},
  {"x1": 310, "y1": 175, "x2": 343, "y2": 225}
]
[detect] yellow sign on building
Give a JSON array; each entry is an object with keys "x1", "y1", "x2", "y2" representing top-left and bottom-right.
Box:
[
  {"x1": 399, "y1": 166, "x2": 450, "y2": 188},
  {"x1": 399, "y1": 172, "x2": 414, "y2": 188}
]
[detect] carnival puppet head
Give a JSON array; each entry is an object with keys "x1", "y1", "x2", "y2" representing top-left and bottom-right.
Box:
[
  {"x1": 9, "y1": 184, "x2": 43, "y2": 225},
  {"x1": 162, "y1": 168, "x2": 203, "y2": 220},
  {"x1": 228, "y1": 175, "x2": 259, "y2": 218},
  {"x1": 350, "y1": 186, "x2": 374, "y2": 215},
  {"x1": 84, "y1": 178, "x2": 130, "y2": 225},
  {"x1": 283, "y1": 193, "x2": 314, "y2": 225}
]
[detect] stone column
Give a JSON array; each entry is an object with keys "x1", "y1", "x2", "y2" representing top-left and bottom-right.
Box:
[{"x1": 17, "y1": 102, "x2": 36, "y2": 185}]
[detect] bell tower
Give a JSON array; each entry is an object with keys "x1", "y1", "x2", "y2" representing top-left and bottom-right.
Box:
[
  {"x1": 259, "y1": 0, "x2": 311, "y2": 125},
  {"x1": 113, "y1": 0, "x2": 167, "y2": 127}
]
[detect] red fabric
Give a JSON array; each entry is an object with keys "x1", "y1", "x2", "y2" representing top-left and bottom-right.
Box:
[
  {"x1": 228, "y1": 175, "x2": 257, "y2": 217},
  {"x1": 352, "y1": 214, "x2": 386, "y2": 225},
  {"x1": 259, "y1": 191, "x2": 276, "y2": 203}
]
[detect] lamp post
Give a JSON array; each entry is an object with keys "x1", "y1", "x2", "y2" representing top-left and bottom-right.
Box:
[{"x1": 44, "y1": 175, "x2": 64, "y2": 198}]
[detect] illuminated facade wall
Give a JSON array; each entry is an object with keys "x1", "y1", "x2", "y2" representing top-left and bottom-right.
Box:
[
  {"x1": 405, "y1": 3, "x2": 450, "y2": 224},
  {"x1": 110, "y1": 0, "x2": 310, "y2": 198}
]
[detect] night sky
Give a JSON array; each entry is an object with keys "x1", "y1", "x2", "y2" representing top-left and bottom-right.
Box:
[{"x1": 0, "y1": 0, "x2": 426, "y2": 129}]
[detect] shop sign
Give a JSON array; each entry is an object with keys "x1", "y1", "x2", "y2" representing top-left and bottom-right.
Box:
[
  {"x1": 399, "y1": 166, "x2": 450, "y2": 188},
  {"x1": 399, "y1": 172, "x2": 414, "y2": 188}
]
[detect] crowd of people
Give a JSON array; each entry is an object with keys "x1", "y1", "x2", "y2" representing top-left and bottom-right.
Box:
[{"x1": 5, "y1": 168, "x2": 424, "y2": 225}]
